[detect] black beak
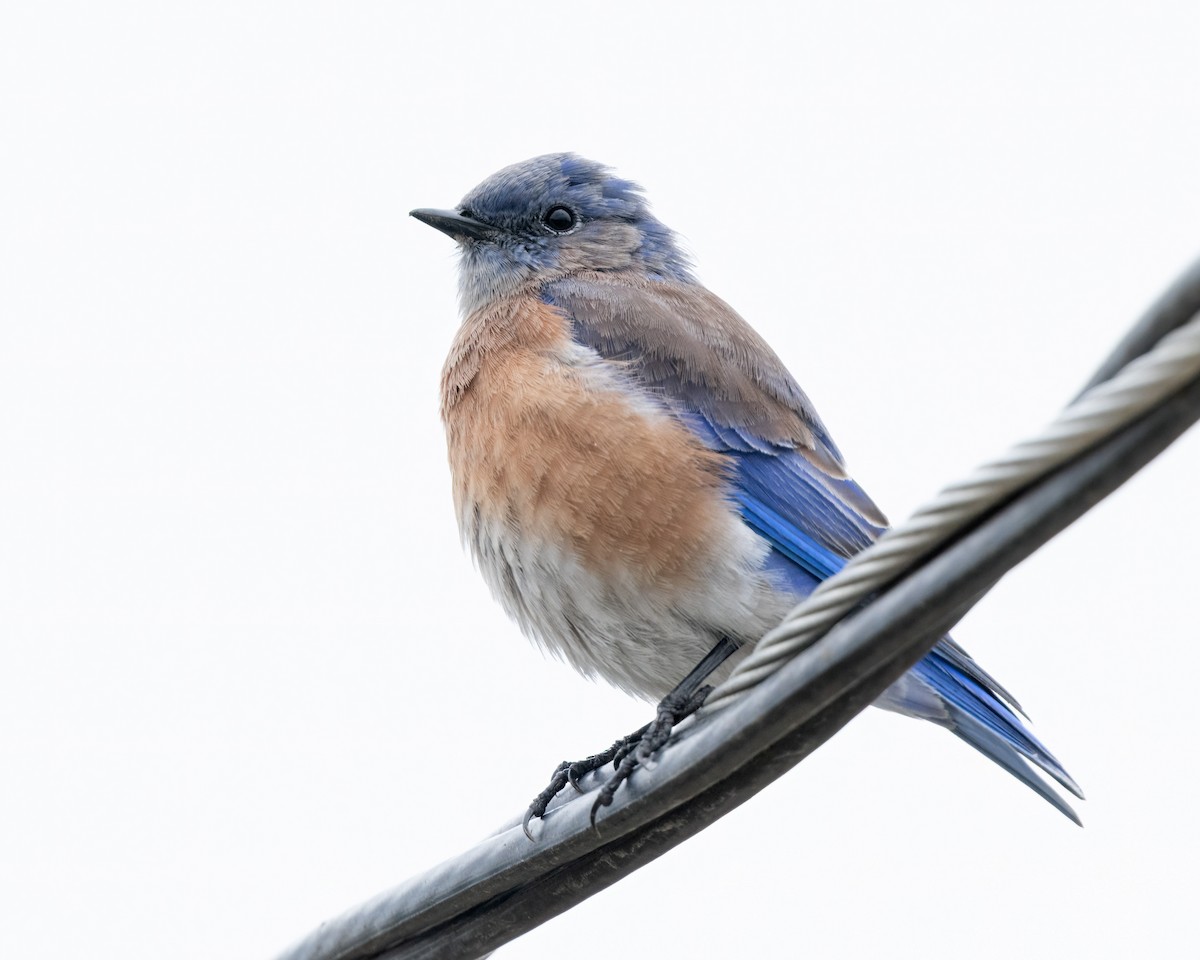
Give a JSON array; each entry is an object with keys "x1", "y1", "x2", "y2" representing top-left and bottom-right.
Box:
[{"x1": 409, "y1": 208, "x2": 502, "y2": 243}]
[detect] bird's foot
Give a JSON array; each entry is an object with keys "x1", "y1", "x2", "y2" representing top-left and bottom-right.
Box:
[
  {"x1": 522, "y1": 684, "x2": 713, "y2": 840},
  {"x1": 522, "y1": 730, "x2": 646, "y2": 841}
]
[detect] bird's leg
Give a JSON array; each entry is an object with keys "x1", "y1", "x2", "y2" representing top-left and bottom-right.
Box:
[{"x1": 523, "y1": 636, "x2": 739, "y2": 839}]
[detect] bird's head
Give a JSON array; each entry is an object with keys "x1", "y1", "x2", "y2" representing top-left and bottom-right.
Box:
[{"x1": 411, "y1": 153, "x2": 693, "y2": 314}]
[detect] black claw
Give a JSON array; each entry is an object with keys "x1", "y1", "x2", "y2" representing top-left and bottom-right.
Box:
[
  {"x1": 587, "y1": 685, "x2": 714, "y2": 830},
  {"x1": 523, "y1": 761, "x2": 573, "y2": 840},
  {"x1": 589, "y1": 755, "x2": 633, "y2": 830},
  {"x1": 567, "y1": 756, "x2": 603, "y2": 792},
  {"x1": 523, "y1": 658, "x2": 724, "y2": 838}
]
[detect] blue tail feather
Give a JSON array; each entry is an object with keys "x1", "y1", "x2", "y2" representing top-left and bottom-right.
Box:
[
  {"x1": 942, "y1": 700, "x2": 1083, "y2": 825},
  {"x1": 734, "y1": 468, "x2": 1082, "y2": 822},
  {"x1": 914, "y1": 653, "x2": 1084, "y2": 801}
]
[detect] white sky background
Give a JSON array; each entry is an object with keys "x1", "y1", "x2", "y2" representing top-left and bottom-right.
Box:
[{"x1": 2, "y1": 3, "x2": 1199, "y2": 957}]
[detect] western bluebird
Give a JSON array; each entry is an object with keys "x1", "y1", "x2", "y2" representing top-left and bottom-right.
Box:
[{"x1": 411, "y1": 154, "x2": 1082, "y2": 829}]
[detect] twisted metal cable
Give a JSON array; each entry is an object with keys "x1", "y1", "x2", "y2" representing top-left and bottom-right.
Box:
[{"x1": 704, "y1": 313, "x2": 1200, "y2": 711}]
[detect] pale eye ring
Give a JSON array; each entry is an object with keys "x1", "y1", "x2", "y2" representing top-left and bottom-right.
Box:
[{"x1": 542, "y1": 205, "x2": 577, "y2": 233}]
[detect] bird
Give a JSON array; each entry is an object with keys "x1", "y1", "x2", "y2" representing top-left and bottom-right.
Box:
[{"x1": 411, "y1": 153, "x2": 1083, "y2": 828}]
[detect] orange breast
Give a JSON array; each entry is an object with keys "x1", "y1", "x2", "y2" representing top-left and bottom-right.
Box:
[{"x1": 441, "y1": 295, "x2": 735, "y2": 588}]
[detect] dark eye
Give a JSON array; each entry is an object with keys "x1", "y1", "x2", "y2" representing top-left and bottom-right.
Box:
[{"x1": 542, "y1": 205, "x2": 576, "y2": 233}]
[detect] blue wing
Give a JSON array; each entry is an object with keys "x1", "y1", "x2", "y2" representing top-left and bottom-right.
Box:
[
  {"x1": 547, "y1": 274, "x2": 1083, "y2": 821},
  {"x1": 733, "y1": 446, "x2": 1083, "y2": 821}
]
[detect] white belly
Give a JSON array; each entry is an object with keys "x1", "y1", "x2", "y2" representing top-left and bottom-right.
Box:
[{"x1": 461, "y1": 510, "x2": 795, "y2": 701}]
